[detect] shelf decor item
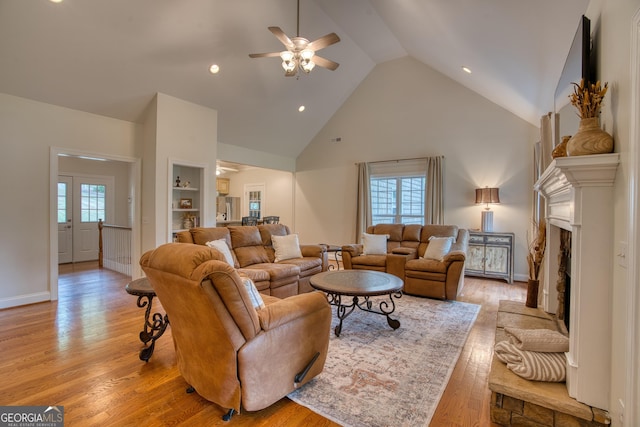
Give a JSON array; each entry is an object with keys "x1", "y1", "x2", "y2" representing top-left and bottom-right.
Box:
[
  {"x1": 526, "y1": 219, "x2": 546, "y2": 308},
  {"x1": 179, "y1": 198, "x2": 192, "y2": 209},
  {"x1": 566, "y1": 79, "x2": 613, "y2": 156}
]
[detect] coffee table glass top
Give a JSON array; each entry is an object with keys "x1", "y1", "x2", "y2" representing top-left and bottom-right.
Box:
[{"x1": 310, "y1": 270, "x2": 403, "y2": 296}]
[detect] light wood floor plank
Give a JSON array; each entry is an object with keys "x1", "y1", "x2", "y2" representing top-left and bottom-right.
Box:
[{"x1": 0, "y1": 262, "x2": 525, "y2": 426}]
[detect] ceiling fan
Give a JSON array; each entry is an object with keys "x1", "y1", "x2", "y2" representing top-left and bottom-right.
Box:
[{"x1": 248, "y1": 0, "x2": 340, "y2": 77}]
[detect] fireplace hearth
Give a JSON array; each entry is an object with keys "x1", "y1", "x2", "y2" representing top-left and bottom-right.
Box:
[{"x1": 535, "y1": 153, "x2": 619, "y2": 410}]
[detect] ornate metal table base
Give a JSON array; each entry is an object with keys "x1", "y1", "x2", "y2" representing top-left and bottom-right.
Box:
[
  {"x1": 126, "y1": 278, "x2": 169, "y2": 362},
  {"x1": 326, "y1": 292, "x2": 402, "y2": 337}
]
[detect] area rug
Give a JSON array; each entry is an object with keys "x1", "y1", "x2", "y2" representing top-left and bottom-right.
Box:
[{"x1": 288, "y1": 295, "x2": 480, "y2": 427}]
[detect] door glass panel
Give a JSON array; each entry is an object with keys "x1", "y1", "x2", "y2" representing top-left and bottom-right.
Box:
[
  {"x1": 80, "y1": 183, "x2": 106, "y2": 222},
  {"x1": 57, "y1": 182, "x2": 67, "y2": 223}
]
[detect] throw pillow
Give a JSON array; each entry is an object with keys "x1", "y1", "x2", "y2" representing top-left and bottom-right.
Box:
[
  {"x1": 422, "y1": 236, "x2": 453, "y2": 261},
  {"x1": 205, "y1": 239, "x2": 235, "y2": 267},
  {"x1": 242, "y1": 277, "x2": 265, "y2": 310},
  {"x1": 505, "y1": 327, "x2": 570, "y2": 353},
  {"x1": 272, "y1": 234, "x2": 303, "y2": 262},
  {"x1": 362, "y1": 233, "x2": 389, "y2": 255}
]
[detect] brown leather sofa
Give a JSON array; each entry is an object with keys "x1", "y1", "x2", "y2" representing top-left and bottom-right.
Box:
[
  {"x1": 342, "y1": 224, "x2": 469, "y2": 300},
  {"x1": 140, "y1": 243, "x2": 331, "y2": 420},
  {"x1": 176, "y1": 224, "x2": 327, "y2": 298}
]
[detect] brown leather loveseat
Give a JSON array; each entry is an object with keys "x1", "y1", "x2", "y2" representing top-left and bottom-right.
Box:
[
  {"x1": 140, "y1": 243, "x2": 331, "y2": 420},
  {"x1": 342, "y1": 224, "x2": 469, "y2": 300},
  {"x1": 176, "y1": 224, "x2": 327, "y2": 298}
]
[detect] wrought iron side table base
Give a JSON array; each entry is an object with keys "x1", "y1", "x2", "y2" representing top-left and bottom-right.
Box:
[
  {"x1": 126, "y1": 278, "x2": 170, "y2": 362},
  {"x1": 326, "y1": 292, "x2": 402, "y2": 337}
]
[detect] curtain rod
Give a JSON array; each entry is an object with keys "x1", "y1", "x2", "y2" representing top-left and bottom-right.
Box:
[{"x1": 356, "y1": 155, "x2": 444, "y2": 165}]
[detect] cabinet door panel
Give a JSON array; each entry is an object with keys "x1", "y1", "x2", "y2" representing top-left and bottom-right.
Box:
[
  {"x1": 484, "y1": 245, "x2": 509, "y2": 275},
  {"x1": 466, "y1": 245, "x2": 486, "y2": 272}
]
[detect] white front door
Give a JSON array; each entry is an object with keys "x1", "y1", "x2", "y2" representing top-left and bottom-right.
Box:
[
  {"x1": 57, "y1": 176, "x2": 73, "y2": 264},
  {"x1": 72, "y1": 176, "x2": 114, "y2": 262}
]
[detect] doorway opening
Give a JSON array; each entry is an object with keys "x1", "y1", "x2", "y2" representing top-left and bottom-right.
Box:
[{"x1": 50, "y1": 147, "x2": 141, "y2": 301}]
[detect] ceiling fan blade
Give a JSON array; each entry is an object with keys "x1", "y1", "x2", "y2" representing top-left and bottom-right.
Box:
[
  {"x1": 313, "y1": 55, "x2": 339, "y2": 71},
  {"x1": 249, "y1": 52, "x2": 282, "y2": 58},
  {"x1": 268, "y1": 26, "x2": 293, "y2": 48},
  {"x1": 307, "y1": 33, "x2": 340, "y2": 51}
]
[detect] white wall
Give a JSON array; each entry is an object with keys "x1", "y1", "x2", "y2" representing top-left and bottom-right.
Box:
[
  {"x1": 223, "y1": 167, "x2": 295, "y2": 229},
  {"x1": 295, "y1": 56, "x2": 539, "y2": 279},
  {"x1": 218, "y1": 142, "x2": 295, "y2": 172},
  {"x1": 585, "y1": 0, "x2": 640, "y2": 424},
  {"x1": 0, "y1": 92, "x2": 138, "y2": 307},
  {"x1": 141, "y1": 93, "x2": 218, "y2": 251}
]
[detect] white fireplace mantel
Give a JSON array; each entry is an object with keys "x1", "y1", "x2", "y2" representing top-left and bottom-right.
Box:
[{"x1": 534, "y1": 153, "x2": 619, "y2": 410}]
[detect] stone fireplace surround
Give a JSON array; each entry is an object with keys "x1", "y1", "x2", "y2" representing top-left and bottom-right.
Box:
[{"x1": 534, "y1": 153, "x2": 620, "y2": 410}]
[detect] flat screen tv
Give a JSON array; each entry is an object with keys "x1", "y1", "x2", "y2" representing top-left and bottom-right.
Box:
[{"x1": 554, "y1": 15, "x2": 594, "y2": 108}]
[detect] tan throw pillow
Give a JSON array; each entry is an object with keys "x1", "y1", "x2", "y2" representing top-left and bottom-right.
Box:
[
  {"x1": 505, "y1": 327, "x2": 569, "y2": 353},
  {"x1": 422, "y1": 236, "x2": 453, "y2": 261},
  {"x1": 205, "y1": 239, "x2": 235, "y2": 267},
  {"x1": 242, "y1": 277, "x2": 265, "y2": 309},
  {"x1": 271, "y1": 234, "x2": 303, "y2": 262},
  {"x1": 362, "y1": 233, "x2": 389, "y2": 255}
]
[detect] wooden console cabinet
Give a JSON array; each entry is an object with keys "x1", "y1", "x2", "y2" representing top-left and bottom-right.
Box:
[{"x1": 466, "y1": 231, "x2": 514, "y2": 283}]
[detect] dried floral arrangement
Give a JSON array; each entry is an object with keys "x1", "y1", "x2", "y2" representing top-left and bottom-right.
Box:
[
  {"x1": 569, "y1": 78, "x2": 608, "y2": 119},
  {"x1": 527, "y1": 219, "x2": 546, "y2": 281}
]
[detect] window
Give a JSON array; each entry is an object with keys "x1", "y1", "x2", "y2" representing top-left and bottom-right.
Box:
[
  {"x1": 80, "y1": 183, "x2": 106, "y2": 222},
  {"x1": 371, "y1": 176, "x2": 425, "y2": 224},
  {"x1": 57, "y1": 182, "x2": 67, "y2": 223}
]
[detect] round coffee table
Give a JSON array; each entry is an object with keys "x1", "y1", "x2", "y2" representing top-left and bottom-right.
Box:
[{"x1": 310, "y1": 270, "x2": 403, "y2": 337}]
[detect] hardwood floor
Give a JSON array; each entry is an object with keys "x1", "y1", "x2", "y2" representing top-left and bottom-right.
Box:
[{"x1": 0, "y1": 263, "x2": 525, "y2": 426}]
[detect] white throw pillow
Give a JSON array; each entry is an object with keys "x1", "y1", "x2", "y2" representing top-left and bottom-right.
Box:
[
  {"x1": 205, "y1": 239, "x2": 235, "y2": 266},
  {"x1": 272, "y1": 234, "x2": 303, "y2": 262},
  {"x1": 362, "y1": 233, "x2": 389, "y2": 255},
  {"x1": 422, "y1": 236, "x2": 453, "y2": 261},
  {"x1": 242, "y1": 277, "x2": 265, "y2": 310}
]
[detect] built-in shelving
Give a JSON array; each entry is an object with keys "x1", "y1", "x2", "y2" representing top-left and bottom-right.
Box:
[{"x1": 170, "y1": 161, "x2": 205, "y2": 241}]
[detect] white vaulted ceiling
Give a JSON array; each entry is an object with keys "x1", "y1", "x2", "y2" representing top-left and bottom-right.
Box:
[{"x1": 0, "y1": 0, "x2": 590, "y2": 157}]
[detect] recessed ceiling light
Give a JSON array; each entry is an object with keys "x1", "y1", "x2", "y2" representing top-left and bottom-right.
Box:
[
  {"x1": 49, "y1": 0, "x2": 63, "y2": 3},
  {"x1": 462, "y1": 66, "x2": 472, "y2": 74},
  {"x1": 209, "y1": 64, "x2": 220, "y2": 74},
  {"x1": 298, "y1": 105, "x2": 305, "y2": 112}
]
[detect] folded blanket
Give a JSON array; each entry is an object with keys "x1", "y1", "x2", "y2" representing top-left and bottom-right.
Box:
[
  {"x1": 494, "y1": 341, "x2": 566, "y2": 382},
  {"x1": 505, "y1": 327, "x2": 569, "y2": 353}
]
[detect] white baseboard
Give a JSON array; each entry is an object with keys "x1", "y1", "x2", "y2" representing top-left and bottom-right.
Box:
[
  {"x1": 513, "y1": 273, "x2": 528, "y2": 283},
  {"x1": 0, "y1": 292, "x2": 51, "y2": 309}
]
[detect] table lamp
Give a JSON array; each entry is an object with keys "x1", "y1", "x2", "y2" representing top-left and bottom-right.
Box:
[{"x1": 475, "y1": 187, "x2": 500, "y2": 232}]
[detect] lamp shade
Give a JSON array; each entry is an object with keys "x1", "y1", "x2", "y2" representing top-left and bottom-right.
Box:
[{"x1": 475, "y1": 187, "x2": 500, "y2": 205}]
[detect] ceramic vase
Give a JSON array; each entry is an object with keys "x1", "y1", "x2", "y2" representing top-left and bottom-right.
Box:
[
  {"x1": 566, "y1": 117, "x2": 613, "y2": 156},
  {"x1": 183, "y1": 217, "x2": 194, "y2": 229},
  {"x1": 525, "y1": 279, "x2": 539, "y2": 308}
]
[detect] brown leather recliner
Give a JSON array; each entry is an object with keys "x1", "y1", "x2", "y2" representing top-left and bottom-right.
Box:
[{"x1": 140, "y1": 243, "x2": 331, "y2": 420}]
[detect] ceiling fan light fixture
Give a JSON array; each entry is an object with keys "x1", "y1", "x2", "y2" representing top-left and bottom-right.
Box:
[
  {"x1": 301, "y1": 60, "x2": 315, "y2": 73},
  {"x1": 280, "y1": 51, "x2": 294, "y2": 62},
  {"x1": 248, "y1": 1, "x2": 340, "y2": 77},
  {"x1": 301, "y1": 49, "x2": 314, "y2": 61}
]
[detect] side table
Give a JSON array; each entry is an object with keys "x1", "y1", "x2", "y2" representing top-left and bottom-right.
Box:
[
  {"x1": 321, "y1": 244, "x2": 342, "y2": 270},
  {"x1": 465, "y1": 231, "x2": 514, "y2": 283},
  {"x1": 125, "y1": 277, "x2": 169, "y2": 362}
]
